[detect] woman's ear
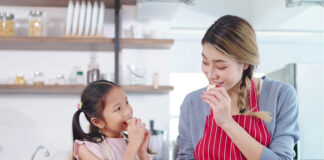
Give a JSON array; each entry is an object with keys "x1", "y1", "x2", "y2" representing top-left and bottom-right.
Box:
[
  {"x1": 91, "y1": 117, "x2": 105, "y2": 129},
  {"x1": 243, "y1": 63, "x2": 249, "y2": 70}
]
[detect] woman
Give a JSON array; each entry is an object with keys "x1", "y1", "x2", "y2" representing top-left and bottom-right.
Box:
[{"x1": 176, "y1": 15, "x2": 299, "y2": 160}]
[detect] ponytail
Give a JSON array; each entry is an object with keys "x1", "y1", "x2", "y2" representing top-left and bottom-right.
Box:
[{"x1": 72, "y1": 109, "x2": 104, "y2": 143}]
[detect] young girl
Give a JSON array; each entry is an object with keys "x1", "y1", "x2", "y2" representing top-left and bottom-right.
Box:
[{"x1": 72, "y1": 80, "x2": 152, "y2": 160}]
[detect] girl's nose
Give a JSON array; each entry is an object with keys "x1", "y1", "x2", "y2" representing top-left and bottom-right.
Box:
[{"x1": 124, "y1": 106, "x2": 133, "y2": 117}]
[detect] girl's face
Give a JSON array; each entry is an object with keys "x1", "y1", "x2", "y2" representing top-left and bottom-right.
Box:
[
  {"x1": 100, "y1": 87, "x2": 133, "y2": 137},
  {"x1": 201, "y1": 43, "x2": 248, "y2": 92}
]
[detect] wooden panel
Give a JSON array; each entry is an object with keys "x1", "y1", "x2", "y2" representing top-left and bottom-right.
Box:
[
  {"x1": 0, "y1": 84, "x2": 173, "y2": 94},
  {"x1": 0, "y1": 36, "x2": 174, "y2": 50},
  {"x1": 0, "y1": 0, "x2": 136, "y2": 8},
  {"x1": 0, "y1": 36, "x2": 115, "y2": 51},
  {"x1": 120, "y1": 38, "x2": 174, "y2": 49}
]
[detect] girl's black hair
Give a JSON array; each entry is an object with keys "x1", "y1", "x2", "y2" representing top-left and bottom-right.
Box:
[{"x1": 72, "y1": 80, "x2": 119, "y2": 143}]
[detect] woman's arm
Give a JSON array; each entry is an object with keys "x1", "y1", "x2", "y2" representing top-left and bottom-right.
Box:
[
  {"x1": 203, "y1": 84, "x2": 299, "y2": 160},
  {"x1": 259, "y1": 85, "x2": 299, "y2": 159},
  {"x1": 177, "y1": 95, "x2": 195, "y2": 160}
]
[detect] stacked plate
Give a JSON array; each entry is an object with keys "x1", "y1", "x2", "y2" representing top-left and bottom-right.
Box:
[{"x1": 65, "y1": 0, "x2": 105, "y2": 37}]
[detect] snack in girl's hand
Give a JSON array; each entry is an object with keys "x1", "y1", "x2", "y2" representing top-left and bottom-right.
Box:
[{"x1": 124, "y1": 119, "x2": 131, "y2": 126}]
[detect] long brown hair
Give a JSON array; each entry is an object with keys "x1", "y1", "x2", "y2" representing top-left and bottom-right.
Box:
[{"x1": 202, "y1": 15, "x2": 271, "y2": 122}]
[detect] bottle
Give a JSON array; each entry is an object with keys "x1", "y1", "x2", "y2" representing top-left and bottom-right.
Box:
[
  {"x1": 28, "y1": 10, "x2": 43, "y2": 37},
  {"x1": 1, "y1": 12, "x2": 15, "y2": 36},
  {"x1": 33, "y1": 72, "x2": 45, "y2": 85},
  {"x1": 87, "y1": 54, "x2": 100, "y2": 84},
  {"x1": 76, "y1": 71, "x2": 84, "y2": 84},
  {"x1": 14, "y1": 74, "x2": 26, "y2": 85},
  {"x1": 152, "y1": 72, "x2": 159, "y2": 89}
]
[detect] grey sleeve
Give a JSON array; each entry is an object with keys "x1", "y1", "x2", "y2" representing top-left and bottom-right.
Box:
[
  {"x1": 176, "y1": 95, "x2": 195, "y2": 160},
  {"x1": 260, "y1": 85, "x2": 300, "y2": 160}
]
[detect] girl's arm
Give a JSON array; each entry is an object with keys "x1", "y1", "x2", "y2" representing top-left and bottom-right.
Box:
[
  {"x1": 78, "y1": 144, "x2": 101, "y2": 160},
  {"x1": 122, "y1": 143, "x2": 139, "y2": 160}
]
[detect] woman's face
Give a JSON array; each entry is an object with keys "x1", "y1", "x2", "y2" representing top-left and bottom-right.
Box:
[{"x1": 201, "y1": 43, "x2": 247, "y2": 91}]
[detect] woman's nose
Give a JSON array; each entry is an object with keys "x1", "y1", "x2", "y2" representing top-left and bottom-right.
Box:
[{"x1": 207, "y1": 66, "x2": 219, "y2": 79}]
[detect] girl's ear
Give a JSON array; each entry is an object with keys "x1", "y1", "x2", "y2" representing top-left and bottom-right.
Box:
[
  {"x1": 91, "y1": 117, "x2": 105, "y2": 129},
  {"x1": 243, "y1": 63, "x2": 249, "y2": 70}
]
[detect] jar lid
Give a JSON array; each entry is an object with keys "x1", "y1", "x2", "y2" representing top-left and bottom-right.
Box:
[
  {"x1": 4, "y1": 12, "x2": 14, "y2": 20},
  {"x1": 34, "y1": 72, "x2": 44, "y2": 76},
  {"x1": 16, "y1": 73, "x2": 24, "y2": 77},
  {"x1": 29, "y1": 10, "x2": 43, "y2": 17},
  {"x1": 56, "y1": 74, "x2": 65, "y2": 79}
]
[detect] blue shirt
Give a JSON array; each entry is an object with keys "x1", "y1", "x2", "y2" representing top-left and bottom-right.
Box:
[{"x1": 177, "y1": 77, "x2": 300, "y2": 160}]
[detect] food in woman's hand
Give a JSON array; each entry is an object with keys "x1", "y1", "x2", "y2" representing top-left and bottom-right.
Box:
[{"x1": 207, "y1": 84, "x2": 216, "y2": 91}]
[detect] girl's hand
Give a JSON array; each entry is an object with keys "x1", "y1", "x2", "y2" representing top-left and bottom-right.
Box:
[
  {"x1": 202, "y1": 87, "x2": 233, "y2": 127},
  {"x1": 127, "y1": 117, "x2": 146, "y2": 150},
  {"x1": 138, "y1": 129, "x2": 151, "y2": 159}
]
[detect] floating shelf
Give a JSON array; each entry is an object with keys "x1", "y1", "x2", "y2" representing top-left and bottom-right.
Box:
[
  {"x1": 0, "y1": 0, "x2": 136, "y2": 8},
  {"x1": 0, "y1": 36, "x2": 174, "y2": 51},
  {"x1": 0, "y1": 84, "x2": 173, "y2": 94}
]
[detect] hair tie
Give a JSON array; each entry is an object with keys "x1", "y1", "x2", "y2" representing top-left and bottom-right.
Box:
[{"x1": 77, "y1": 102, "x2": 83, "y2": 110}]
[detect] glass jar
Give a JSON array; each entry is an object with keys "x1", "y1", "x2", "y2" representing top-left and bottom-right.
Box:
[
  {"x1": 14, "y1": 74, "x2": 26, "y2": 85},
  {"x1": 55, "y1": 74, "x2": 66, "y2": 85},
  {"x1": 0, "y1": 13, "x2": 3, "y2": 36},
  {"x1": 28, "y1": 10, "x2": 43, "y2": 37},
  {"x1": 1, "y1": 12, "x2": 15, "y2": 36},
  {"x1": 33, "y1": 72, "x2": 45, "y2": 85}
]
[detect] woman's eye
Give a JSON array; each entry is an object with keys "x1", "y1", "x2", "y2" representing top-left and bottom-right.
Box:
[
  {"x1": 217, "y1": 67, "x2": 227, "y2": 70},
  {"x1": 202, "y1": 61, "x2": 208, "y2": 65},
  {"x1": 126, "y1": 100, "x2": 129, "y2": 105}
]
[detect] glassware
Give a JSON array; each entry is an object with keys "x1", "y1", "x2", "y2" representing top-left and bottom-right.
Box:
[
  {"x1": 1, "y1": 12, "x2": 15, "y2": 36},
  {"x1": 33, "y1": 72, "x2": 45, "y2": 85},
  {"x1": 55, "y1": 74, "x2": 66, "y2": 85},
  {"x1": 28, "y1": 10, "x2": 43, "y2": 37},
  {"x1": 14, "y1": 74, "x2": 26, "y2": 85},
  {"x1": 76, "y1": 71, "x2": 84, "y2": 84}
]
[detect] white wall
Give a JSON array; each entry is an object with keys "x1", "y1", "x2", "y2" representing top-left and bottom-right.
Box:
[{"x1": 0, "y1": 6, "x2": 171, "y2": 159}]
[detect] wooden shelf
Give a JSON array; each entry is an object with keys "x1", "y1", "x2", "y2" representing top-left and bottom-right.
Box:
[
  {"x1": 0, "y1": 36, "x2": 174, "y2": 51},
  {"x1": 0, "y1": 0, "x2": 136, "y2": 8},
  {"x1": 0, "y1": 84, "x2": 173, "y2": 94}
]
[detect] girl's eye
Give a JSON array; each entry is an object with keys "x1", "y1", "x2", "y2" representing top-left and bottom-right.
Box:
[
  {"x1": 126, "y1": 100, "x2": 129, "y2": 105},
  {"x1": 114, "y1": 106, "x2": 121, "y2": 112}
]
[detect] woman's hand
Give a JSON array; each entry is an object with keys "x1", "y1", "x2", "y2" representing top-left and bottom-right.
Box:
[
  {"x1": 127, "y1": 117, "x2": 146, "y2": 151},
  {"x1": 202, "y1": 87, "x2": 233, "y2": 127}
]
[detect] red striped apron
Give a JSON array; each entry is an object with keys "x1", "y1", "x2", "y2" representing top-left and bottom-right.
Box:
[{"x1": 194, "y1": 80, "x2": 271, "y2": 160}]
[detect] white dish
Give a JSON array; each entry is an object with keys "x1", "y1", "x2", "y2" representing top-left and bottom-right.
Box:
[
  {"x1": 78, "y1": 0, "x2": 86, "y2": 36},
  {"x1": 90, "y1": 0, "x2": 99, "y2": 36},
  {"x1": 97, "y1": 0, "x2": 105, "y2": 36},
  {"x1": 72, "y1": 0, "x2": 80, "y2": 36},
  {"x1": 84, "y1": 0, "x2": 92, "y2": 36},
  {"x1": 65, "y1": 0, "x2": 74, "y2": 36}
]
